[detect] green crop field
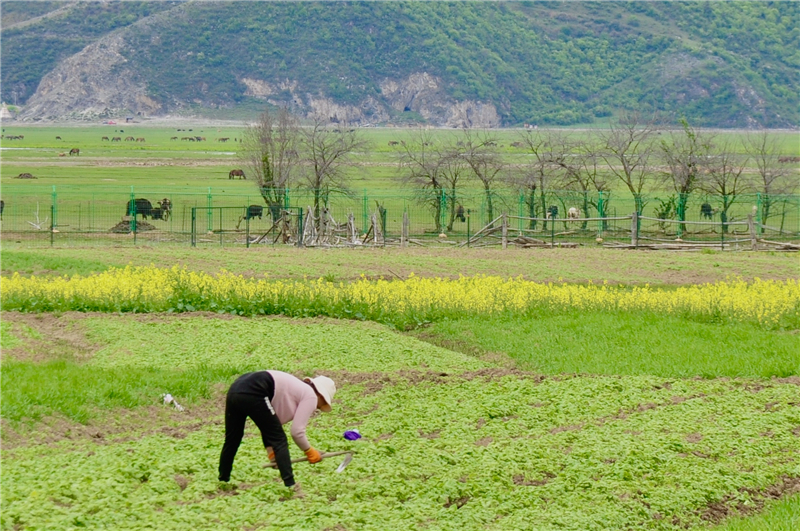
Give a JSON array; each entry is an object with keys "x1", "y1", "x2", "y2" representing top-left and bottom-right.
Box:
[{"x1": 1, "y1": 242, "x2": 799, "y2": 530}]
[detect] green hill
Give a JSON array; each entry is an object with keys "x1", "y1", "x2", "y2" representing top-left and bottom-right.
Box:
[{"x1": 2, "y1": 1, "x2": 798, "y2": 127}]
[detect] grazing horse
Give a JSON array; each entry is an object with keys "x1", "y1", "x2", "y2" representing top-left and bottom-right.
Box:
[
  {"x1": 135, "y1": 137, "x2": 145, "y2": 142},
  {"x1": 388, "y1": 141, "x2": 399, "y2": 146},
  {"x1": 69, "y1": 148, "x2": 80, "y2": 156},
  {"x1": 228, "y1": 169, "x2": 245, "y2": 180},
  {"x1": 124, "y1": 136, "x2": 135, "y2": 141},
  {"x1": 55, "y1": 136, "x2": 62, "y2": 140},
  {"x1": 111, "y1": 137, "x2": 122, "y2": 142},
  {"x1": 101, "y1": 136, "x2": 110, "y2": 141}
]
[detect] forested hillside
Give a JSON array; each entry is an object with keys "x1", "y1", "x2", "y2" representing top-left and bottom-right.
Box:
[{"x1": 2, "y1": 1, "x2": 798, "y2": 127}]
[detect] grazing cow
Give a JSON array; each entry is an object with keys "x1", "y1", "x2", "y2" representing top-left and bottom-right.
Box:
[
  {"x1": 55, "y1": 136, "x2": 62, "y2": 140},
  {"x1": 388, "y1": 141, "x2": 399, "y2": 146},
  {"x1": 126, "y1": 198, "x2": 154, "y2": 219},
  {"x1": 546, "y1": 205, "x2": 559, "y2": 220},
  {"x1": 111, "y1": 137, "x2": 122, "y2": 142},
  {"x1": 567, "y1": 207, "x2": 580, "y2": 220},
  {"x1": 245, "y1": 205, "x2": 263, "y2": 220},
  {"x1": 102, "y1": 136, "x2": 110, "y2": 141},
  {"x1": 157, "y1": 198, "x2": 172, "y2": 221},
  {"x1": 0, "y1": 200, "x2": 4, "y2": 221},
  {"x1": 69, "y1": 148, "x2": 80, "y2": 156},
  {"x1": 700, "y1": 203, "x2": 716, "y2": 219},
  {"x1": 228, "y1": 169, "x2": 245, "y2": 180},
  {"x1": 150, "y1": 207, "x2": 165, "y2": 220},
  {"x1": 456, "y1": 204, "x2": 466, "y2": 222}
]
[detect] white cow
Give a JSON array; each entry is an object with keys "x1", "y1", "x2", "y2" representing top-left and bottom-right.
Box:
[{"x1": 567, "y1": 207, "x2": 580, "y2": 220}]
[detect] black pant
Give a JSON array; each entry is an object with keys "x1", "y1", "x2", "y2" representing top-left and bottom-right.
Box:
[{"x1": 218, "y1": 391, "x2": 294, "y2": 487}]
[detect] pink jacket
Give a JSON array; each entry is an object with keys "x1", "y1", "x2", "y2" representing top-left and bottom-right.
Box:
[{"x1": 267, "y1": 370, "x2": 318, "y2": 451}]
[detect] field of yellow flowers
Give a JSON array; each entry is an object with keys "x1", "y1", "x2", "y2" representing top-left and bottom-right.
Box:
[{"x1": 2, "y1": 266, "x2": 798, "y2": 329}]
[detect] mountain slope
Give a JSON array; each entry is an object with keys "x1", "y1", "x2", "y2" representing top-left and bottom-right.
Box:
[{"x1": 4, "y1": 1, "x2": 798, "y2": 127}]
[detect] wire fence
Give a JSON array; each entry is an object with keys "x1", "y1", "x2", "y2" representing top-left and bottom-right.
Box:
[{"x1": 1, "y1": 185, "x2": 798, "y2": 249}]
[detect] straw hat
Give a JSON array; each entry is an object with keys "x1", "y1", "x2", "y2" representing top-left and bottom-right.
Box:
[{"x1": 304, "y1": 376, "x2": 336, "y2": 412}]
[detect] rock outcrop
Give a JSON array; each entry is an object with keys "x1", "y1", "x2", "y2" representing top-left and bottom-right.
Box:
[{"x1": 19, "y1": 35, "x2": 160, "y2": 122}]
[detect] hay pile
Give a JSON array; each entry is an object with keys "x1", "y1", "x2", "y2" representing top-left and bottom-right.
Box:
[{"x1": 110, "y1": 220, "x2": 156, "y2": 233}]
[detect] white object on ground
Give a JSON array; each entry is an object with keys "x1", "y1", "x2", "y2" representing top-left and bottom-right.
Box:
[{"x1": 162, "y1": 393, "x2": 185, "y2": 412}]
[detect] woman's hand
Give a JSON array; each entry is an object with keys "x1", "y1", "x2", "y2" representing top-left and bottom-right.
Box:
[{"x1": 304, "y1": 447, "x2": 322, "y2": 464}]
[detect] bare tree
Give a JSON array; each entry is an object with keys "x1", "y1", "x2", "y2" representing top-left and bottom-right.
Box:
[
  {"x1": 701, "y1": 140, "x2": 750, "y2": 233},
  {"x1": 440, "y1": 140, "x2": 469, "y2": 232},
  {"x1": 660, "y1": 118, "x2": 715, "y2": 225},
  {"x1": 599, "y1": 111, "x2": 658, "y2": 216},
  {"x1": 561, "y1": 133, "x2": 611, "y2": 230},
  {"x1": 299, "y1": 115, "x2": 365, "y2": 219},
  {"x1": 744, "y1": 130, "x2": 796, "y2": 225},
  {"x1": 397, "y1": 129, "x2": 446, "y2": 232},
  {"x1": 240, "y1": 107, "x2": 299, "y2": 220},
  {"x1": 515, "y1": 129, "x2": 565, "y2": 230},
  {"x1": 460, "y1": 129, "x2": 505, "y2": 223}
]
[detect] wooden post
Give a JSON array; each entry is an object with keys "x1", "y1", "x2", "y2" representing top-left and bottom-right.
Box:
[
  {"x1": 401, "y1": 211, "x2": 408, "y2": 247},
  {"x1": 371, "y1": 213, "x2": 378, "y2": 244},
  {"x1": 348, "y1": 213, "x2": 356, "y2": 244},
  {"x1": 631, "y1": 212, "x2": 638, "y2": 248},
  {"x1": 501, "y1": 213, "x2": 508, "y2": 249},
  {"x1": 748, "y1": 213, "x2": 757, "y2": 251}
]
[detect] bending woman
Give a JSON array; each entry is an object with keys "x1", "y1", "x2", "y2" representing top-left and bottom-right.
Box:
[{"x1": 218, "y1": 370, "x2": 336, "y2": 496}]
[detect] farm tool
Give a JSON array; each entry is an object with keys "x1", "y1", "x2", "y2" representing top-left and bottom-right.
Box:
[{"x1": 266, "y1": 450, "x2": 355, "y2": 473}]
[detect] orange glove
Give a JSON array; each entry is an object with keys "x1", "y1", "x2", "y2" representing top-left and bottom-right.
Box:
[{"x1": 304, "y1": 447, "x2": 322, "y2": 464}]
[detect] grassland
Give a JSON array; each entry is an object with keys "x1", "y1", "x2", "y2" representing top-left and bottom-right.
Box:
[{"x1": 1, "y1": 124, "x2": 798, "y2": 241}]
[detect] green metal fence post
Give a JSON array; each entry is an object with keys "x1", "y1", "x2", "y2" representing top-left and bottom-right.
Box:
[
  {"x1": 362, "y1": 189, "x2": 368, "y2": 233},
  {"x1": 756, "y1": 193, "x2": 763, "y2": 235},
  {"x1": 467, "y1": 209, "x2": 471, "y2": 248},
  {"x1": 207, "y1": 187, "x2": 213, "y2": 233},
  {"x1": 597, "y1": 191, "x2": 605, "y2": 234},
  {"x1": 129, "y1": 187, "x2": 136, "y2": 235},
  {"x1": 440, "y1": 189, "x2": 446, "y2": 233},
  {"x1": 51, "y1": 186, "x2": 58, "y2": 234},
  {"x1": 191, "y1": 207, "x2": 196, "y2": 247},
  {"x1": 246, "y1": 207, "x2": 250, "y2": 249},
  {"x1": 298, "y1": 207, "x2": 304, "y2": 247},
  {"x1": 50, "y1": 204, "x2": 55, "y2": 247}
]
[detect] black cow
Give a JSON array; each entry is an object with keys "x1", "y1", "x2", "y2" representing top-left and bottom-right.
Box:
[
  {"x1": 245, "y1": 205, "x2": 263, "y2": 220},
  {"x1": 126, "y1": 198, "x2": 154, "y2": 219},
  {"x1": 456, "y1": 204, "x2": 466, "y2": 222},
  {"x1": 700, "y1": 203, "x2": 715, "y2": 219}
]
